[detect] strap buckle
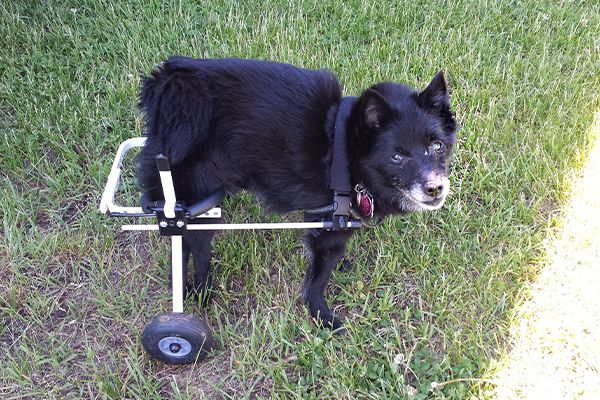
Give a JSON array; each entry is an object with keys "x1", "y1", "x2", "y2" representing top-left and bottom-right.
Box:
[{"x1": 331, "y1": 192, "x2": 351, "y2": 231}]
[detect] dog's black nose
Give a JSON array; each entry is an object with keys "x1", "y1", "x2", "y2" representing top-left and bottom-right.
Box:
[{"x1": 424, "y1": 180, "x2": 444, "y2": 198}]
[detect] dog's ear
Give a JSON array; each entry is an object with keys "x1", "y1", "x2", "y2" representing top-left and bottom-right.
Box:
[
  {"x1": 418, "y1": 71, "x2": 449, "y2": 109},
  {"x1": 419, "y1": 71, "x2": 457, "y2": 134},
  {"x1": 362, "y1": 89, "x2": 393, "y2": 130}
]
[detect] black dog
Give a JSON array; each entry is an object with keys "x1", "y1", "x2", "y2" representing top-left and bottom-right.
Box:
[{"x1": 138, "y1": 57, "x2": 457, "y2": 330}]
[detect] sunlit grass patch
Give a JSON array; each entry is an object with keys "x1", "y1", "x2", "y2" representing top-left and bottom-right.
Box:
[{"x1": 482, "y1": 112, "x2": 600, "y2": 399}]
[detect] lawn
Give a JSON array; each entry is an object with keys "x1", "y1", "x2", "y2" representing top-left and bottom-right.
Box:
[{"x1": 1, "y1": 0, "x2": 599, "y2": 398}]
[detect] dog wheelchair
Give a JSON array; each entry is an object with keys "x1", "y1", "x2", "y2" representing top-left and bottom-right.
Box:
[{"x1": 99, "y1": 137, "x2": 362, "y2": 364}]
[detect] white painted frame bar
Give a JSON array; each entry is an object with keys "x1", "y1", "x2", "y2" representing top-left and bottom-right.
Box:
[
  {"x1": 171, "y1": 236, "x2": 184, "y2": 313},
  {"x1": 99, "y1": 137, "x2": 147, "y2": 215},
  {"x1": 99, "y1": 137, "x2": 220, "y2": 218},
  {"x1": 159, "y1": 170, "x2": 177, "y2": 219},
  {"x1": 121, "y1": 221, "x2": 358, "y2": 231}
]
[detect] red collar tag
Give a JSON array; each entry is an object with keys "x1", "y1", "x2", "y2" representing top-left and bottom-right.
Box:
[{"x1": 355, "y1": 184, "x2": 374, "y2": 219}]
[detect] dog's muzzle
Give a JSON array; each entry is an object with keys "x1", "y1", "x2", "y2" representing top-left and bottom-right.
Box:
[{"x1": 407, "y1": 175, "x2": 450, "y2": 211}]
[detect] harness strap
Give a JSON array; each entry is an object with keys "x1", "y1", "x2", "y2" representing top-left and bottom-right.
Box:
[{"x1": 329, "y1": 96, "x2": 356, "y2": 230}]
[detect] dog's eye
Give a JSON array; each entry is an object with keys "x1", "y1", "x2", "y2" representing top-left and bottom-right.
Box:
[
  {"x1": 431, "y1": 141, "x2": 443, "y2": 153},
  {"x1": 391, "y1": 153, "x2": 403, "y2": 163}
]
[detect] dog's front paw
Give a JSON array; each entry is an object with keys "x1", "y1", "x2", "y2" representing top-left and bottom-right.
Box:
[
  {"x1": 337, "y1": 258, "x2": 352, "y2": 272},
  {"x1": 185, "y1": 283, "x2": 196, "y2": 299},
  {"x1": 190, "y1": 275, "x2": 215, "y2": 307},
  {"x1": 307, "y1": 297, "x2": 345, "y2": 332},
  {"x1": 195, "y1": 287, "x2": 214, "y2": 308},
  {"x1": 317, "y1": 313, "x2": 344, "y2": 332},
  {"x1": 186, "y1": 288, "x2": 215, "y2": 308}
]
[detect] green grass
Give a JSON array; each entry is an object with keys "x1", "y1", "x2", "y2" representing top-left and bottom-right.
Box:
[{"x1": 1, "y1": 0, "x2": 599, "y2": 398}]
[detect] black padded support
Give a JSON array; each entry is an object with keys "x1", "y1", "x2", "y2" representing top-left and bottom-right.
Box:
[
  {"x1": 187, "y1": 187, "x2": 226, "y2": 219},
  {"x1": 140, "y1": 191, "x2": 155, "y2": 213},
  {"x1": 156, "y1": 154, "x2": 170, "y2": 171}
]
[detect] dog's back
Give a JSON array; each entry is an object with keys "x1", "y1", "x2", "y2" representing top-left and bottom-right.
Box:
[{"x1": 138, "y1": 57, "x2": 342, "y2": 210}]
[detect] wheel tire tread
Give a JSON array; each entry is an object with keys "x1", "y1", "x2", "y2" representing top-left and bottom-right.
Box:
[{"x1": 141, "y1": 313, "x2": 214, "y2": 364}]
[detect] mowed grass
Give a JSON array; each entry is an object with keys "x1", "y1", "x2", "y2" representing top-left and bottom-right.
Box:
[{"x1": 1, "y1": 0, "x2": 599, "y2": 398}]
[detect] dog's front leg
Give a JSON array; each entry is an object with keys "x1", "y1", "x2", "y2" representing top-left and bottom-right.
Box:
[
  {"x1": 302, "y1": 230, "x2": 352, "y2": 330},
  {"x1": 184, "y1": 228, "x2": 216, "y2": 306}
]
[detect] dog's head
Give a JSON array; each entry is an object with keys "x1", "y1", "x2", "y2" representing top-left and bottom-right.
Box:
[{"x1": 350, "y1": 71, "x2": 457, "y2": 215}]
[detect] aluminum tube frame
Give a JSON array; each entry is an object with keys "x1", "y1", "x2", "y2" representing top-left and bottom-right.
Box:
[
  {"x1": 159, "y1": 170, "x2": 177, "y2": 218},
  {"x1": 99, "y1": 136, "x2": 220, "y2": 218},
  {"x1": 171, "y1": 236, "x2": 184, "y2": 313},
  {"x1": 99, "y1": 137, "x2": 147, "y2": 215},
  {"x1": 121, "y1": 221, "x2": 361, "y2": 231}
]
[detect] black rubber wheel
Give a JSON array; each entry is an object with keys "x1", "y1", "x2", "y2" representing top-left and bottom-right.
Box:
[{"x1": 141, "y1": 313, "x2": 214, "y2": 364}]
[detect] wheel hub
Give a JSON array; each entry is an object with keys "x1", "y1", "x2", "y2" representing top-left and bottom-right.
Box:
[{"x1": 158, "y1": 336, "x2": 192, "y2": 358}]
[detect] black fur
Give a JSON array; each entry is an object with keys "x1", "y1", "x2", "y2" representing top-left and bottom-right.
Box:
[{"x1": 138, "y1": 57, "x2": 457, "y2": 330}]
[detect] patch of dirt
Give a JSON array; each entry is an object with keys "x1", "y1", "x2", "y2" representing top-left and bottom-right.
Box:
[
  {"x1": 61, "y1": 197, "x2": 89, "y2": 225},
  {"x1": 2, "y1": 228, "x2": 164, "y2": 395},
  {"x1": 115, "y1": 230, "x2": 156, "y2": 268},
  {"x1": 398, "y1": 272, "x2": 421, "y2": 310},
  {"x1": 34, "y1": 210, "x2": 52, "y2": 231},
  {"x1": 155, "y1": 352, "x2": 238, "y2": 399},
  {"x1": 28, "y1": 189, "x2": 93, "y2": 233},
  {"x1": 1, "y1": 254, "x2": 97, "y2": 396}
]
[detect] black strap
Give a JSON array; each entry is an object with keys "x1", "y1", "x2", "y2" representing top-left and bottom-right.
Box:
[
  {"x1": 329, "y1": 96, "x2": 356, "y2": 230},
  {"x1": 330, "y1": 96, "x2": 356, "y2": 194}
]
